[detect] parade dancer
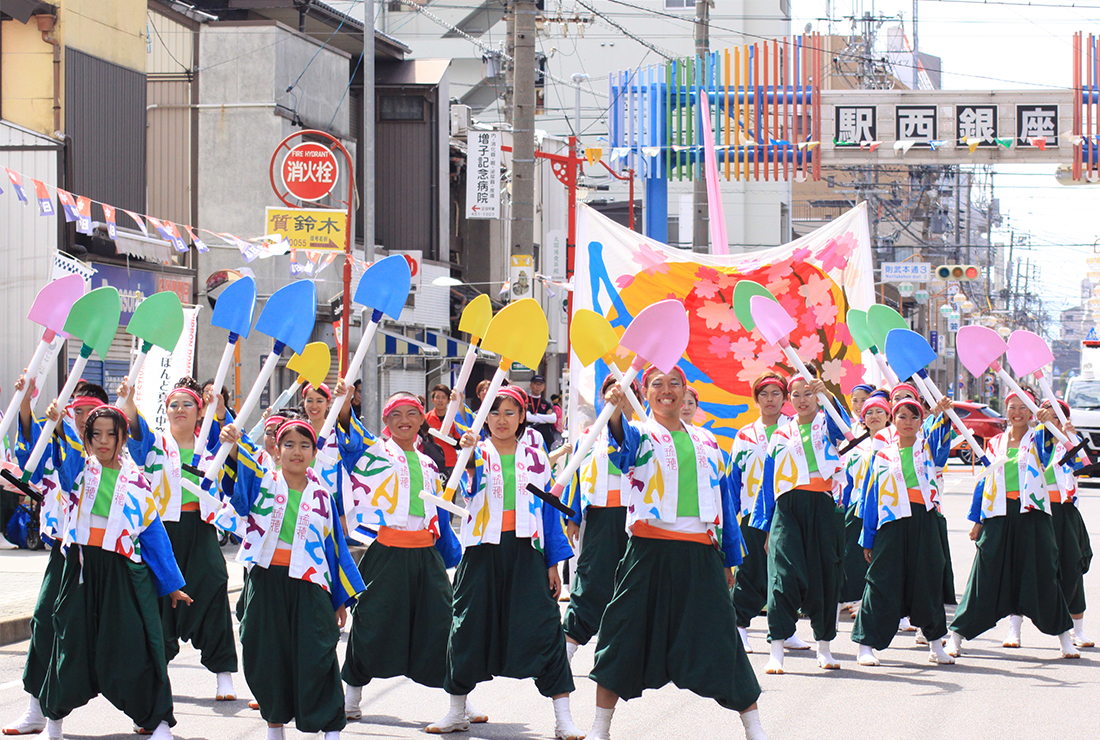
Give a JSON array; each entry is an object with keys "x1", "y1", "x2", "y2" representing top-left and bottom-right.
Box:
[
  {"x1": 2, "y1": 376, "x2": 86, "y2": 738},
  {"x1": 335, "y1": 389, "x2": 469, "y2": 728},
  {"x1": 838, "y1": 392, "x2": 890, "y2": 616},
  {"x1": 217, "y1": 413, "x2": 365, "y2": 740},
  {"x1": 763, "y1": 375, "x2": 849, "y2": 674},
  {"x1": 681, "y1": 385, "x2": 700, "y2": 425},
  {"x1": 1034, "y1": 400, "x2": 1093, "y2": 649},
  {"x1": 561, "y1": 375, "x2": 643, "y2": 661},
  {"x1": 587, "y1": 368, "x2": 765, "y2": 740},
  {"x1": 38, "y1": 403, "x2": 191, "y2": 740},
  {"x1": 432, "y1": 387, "x2": 582, "y2": 740},
  {"x1": 118, "y1": 378, "x2": 239, "y2": 702},
  {"x1": 853, "y1": 397, "x2": 957, "y2": 666},
  {"x1": 300, "y1": 383, "x2": 352, "y2": 527},
  {"x1": 948, "y1": 392, "x2": 1078, "y2": 658},
  {"x1": 728, "y1": 372, "x2": 808, "y2": 654}
]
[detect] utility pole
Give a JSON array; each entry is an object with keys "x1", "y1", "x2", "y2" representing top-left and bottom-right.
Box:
[
  {"x1": 510, "y1": 0, "x2": 538, "y2": 258},
  {"x1": 692, "y1": 0, "x2": 711, "y2": 254},
  {"x1": 361, "y1": 0, "x2": 379, "y2": 427}
]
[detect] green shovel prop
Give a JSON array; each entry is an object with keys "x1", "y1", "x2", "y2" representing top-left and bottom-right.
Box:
[
  {"x1": 203, "y1": 280, "x2": 317, "y2": 487},
  {"x1": 124, "y1": 291, "x2": 185, "y2": 386},
  {"x1": 847, "y1": 308, "x2": 899, "y2": 387},
  {"x1": 3, "y1": 287, "x2": 121, "y2": 497}
]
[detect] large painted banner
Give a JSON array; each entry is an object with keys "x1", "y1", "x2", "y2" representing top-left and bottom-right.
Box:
[{"x1": 570, "y1": 202, "x2": 875, "y2": 448}]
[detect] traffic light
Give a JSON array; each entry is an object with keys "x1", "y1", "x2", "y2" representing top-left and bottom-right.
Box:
[{"x1": 935, "y1": 264, "x2": 980, "y2": 280}]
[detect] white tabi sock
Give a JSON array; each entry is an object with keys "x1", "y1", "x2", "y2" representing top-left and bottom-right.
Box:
[
  {"x1": 740, "y1": 709, "x2": 768, "y2": 740},
  {"x1": 344, "y1": 685, "x2": 363, "y2": 719},
  {"x1": 856, "y1": 644, "x2": 879, "y2": 666},
  {"x1": 588, "y1": 706, "x2": 614, "y2": 740},
  {"x1": 265, "y1": 726, "x2": 285, "y2": 740},
  {"x1": 35, "y1": 719, "x2": 62, "y2": 740},
  {"x1": 565, "y1": 641, "x2": 579, "y2": 663},
  {"x1": 738, "y1": 626, "x2": 753, "y2": 653},
  {"x1": 553, "y1": 697, "x2": 583, "y2": 740},
  {"x1": 929, "y1": 638, "x2": 955, "y2": 664},
  {"x1": 1003, "y1": 615, "x2": 1023, "y2": 646},
  {"x1": 5, "y1": 695, "x2": 46, "y2": 734},
  {"x1": 948, "y1": 631, "x2": 963, "y2": 656},
  {"x1": 1073, "y1": 617, "x2": 1093, "y2": 646},
  {"x1": 215, "y1": 672, "x2": 236, "y2": 700},
  {"x1": 1058, "y1": 630, "x2": 1081, "y2": 658},
  {"x1": 323, "y1": 732, "x2": 341, "y2": 740},
  {"x1": 426, "y1": 695, "x2": 470, "y2": 734},
  {"x1": 764, "y1": 639, "x2": 785, "y2": 674},
  {"x1": 149, "y1": 721, "x2": 172, "y2": 740},
  {"x1": 817, "y1": 640, "x2": 839, "y2": 668}
]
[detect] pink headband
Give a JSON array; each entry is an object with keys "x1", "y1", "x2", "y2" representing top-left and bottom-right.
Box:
[
  {"x1": 889, "y1": 383, "x2": 920, "y2": 402},
  {"x1": 67, "y1": 396, "x2": 105, "y2": 412},
  {"x1": 1041, "y1": 399, "x2": 1070, "y2": 416},
  {"x1": 496, "y1": 386, "x2": 528, "y2": 408},
  {"x1": 754, "y1": 376, "x2": 788, "y2": 396},
  {"x1": 642, "y1": 365, "x2": 686, "y2": 388},
  {"x1": 1006, "y1": 390, "x2": 1035, "y2": 406},
  {"x1": 84, "y1": 405, "x2": 129, "y2": 435},
  {"x1": 382, "y1": 396, "x2": 425, "y2": 419},
  {"x1": 861, "y1": 397, "x2": 891, "y2": 419},
  {"x1": 165, "y1": 387, "x2": 202, "y2": 409},
  {"x1": 276, "y1": 419, "x2": 317, "y2": 443},
  {"x1": 264, "y1": 414, "x2": 286, "y2": 428},
  {"x1": 892, "y1": 398, "x2": 925, "y2": 418},
  {"x1": 302, "y1": 383, "x2": 331, "y2": 400}
]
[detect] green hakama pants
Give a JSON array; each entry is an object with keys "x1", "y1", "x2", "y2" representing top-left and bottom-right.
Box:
[
  {"x1": 445, "y1": 531, "x2": 574, "y2": 698},
  {"x1": 563, "y1": 506, "x2": 629, "y2": 645},
  {"x1": 342, "y1": 541, "x2": 453, "y2": 688},
  {"x1": 732, "y1": 521, "x2": 769, "y2": 629},
  {"x1": 852, "y1": 504, "x2": 949, "y2": 649},
  {"x1": 161, "y1": 511, "x2": 237, "y2": 673},
  {"x1": 1052, "y1": 501, "x2": 1092, "y2": 615},
  {"x1": 766, "y1": 489, "x2": 844, "y2": 642},
  {"x1": 240, "y1": 565, "x2": 345, "y2": 733},
  {"x1": 42, "y1": 546, "x2": 176, "y2": 729},
  {"x1": 22, "y1": 546, "x2": 65, "y2": 698},
  {"x1": 951, "y1": 498, "x2": 1073, "y2": 639},
  {"x1": 839, "y1": 503, "x2": 869, "y2": 604},
  {"x1": 936, "y1": 510, "x2": 957, "y2": 605},
  {"x1": 590, "y1": 536, "x2": 760, "y2": 712}
]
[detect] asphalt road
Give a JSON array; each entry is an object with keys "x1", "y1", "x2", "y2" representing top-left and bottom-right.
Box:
[{"x1": 1, "y1": 460, "x2": 1097, "y2": 739}]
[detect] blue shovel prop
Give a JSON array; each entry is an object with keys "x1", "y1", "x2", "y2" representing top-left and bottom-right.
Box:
[
  {"x1": 193, "y1": 276, "x2": 257, "y2": 461},
  {"x1": 203, "y1": 280, "x2": 317, "y2": 485},
  {"x1": 884, "y1": 328, "x2": 992, "y2": 467},
  {"x1": 315, "y1": 255, "x2": 411, "y2": 448}
]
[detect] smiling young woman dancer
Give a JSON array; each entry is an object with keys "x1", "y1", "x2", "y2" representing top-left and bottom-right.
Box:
[
  {"x1": 586, "y1": 367, "x2": 766, "y2": 740},
  {"x1": 948, "y1": 392, "x2": 1078, "y2": 659}
]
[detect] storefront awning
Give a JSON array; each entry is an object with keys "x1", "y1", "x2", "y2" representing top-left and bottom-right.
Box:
[
  {"x1": 417, "y1": 329, "x2": 496, "y2": 361},
  {"x1": 377, "y1": 327, "x2": 440, "y2": 357}
]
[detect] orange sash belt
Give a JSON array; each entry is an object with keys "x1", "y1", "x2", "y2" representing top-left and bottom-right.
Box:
[
  {"x1": 1006, "y1": 489, "x2": 1020, "y2": 501},
  {"x1": 1047, "y1": 487, "x2": 1062, "y2": 504},
  {"x1": 798, "y1": 476, "x2": 833, "y2": 493},
  {"x1": 633, "y1": 520, "x2": 712, "y2": 545},
  {"x1": 180, "y1": 502, "x2": 201, "y2": 512},
  {"x1": 502, "y1": 510, "x2": 517, "y2": 532},
  {"x1": 592, "y1": 489, "x2": 622, "y2": 509},
  {"x1": 89, "y1": 527, "x2": 106, "y2": 548},
  {"x1": 271, "y1": 548, "x2": 292, "y2": 567},
  {"x1": 907, "y1": 488, "x2": 925, "y2": 505},
  {"x1": 376, "y1": 526, "x2": 435, "y2": 548}
]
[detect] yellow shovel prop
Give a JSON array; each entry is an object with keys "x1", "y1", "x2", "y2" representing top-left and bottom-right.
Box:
[
  {"x1": 429, "y1": 294, "x2": 493, "y2": 446},
  {"x1": 420, "y1": 299, "x2": 548, "y2": 518},
  {"x1": 246, "y1": 342, "x2": 332, "y2": 440},
  {"x1": 571, "y1": 310, "x2": 648, "y2": 421}
]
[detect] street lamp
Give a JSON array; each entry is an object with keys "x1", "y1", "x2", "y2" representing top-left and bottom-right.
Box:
[{"x1": 962, "y1": 299, "x2": 975, "y2": 313}]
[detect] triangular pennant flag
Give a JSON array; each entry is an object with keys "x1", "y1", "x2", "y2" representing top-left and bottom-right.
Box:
[
  {"x1": 146, "y1": 215, "x2": 173, "y2": 243},
  {"x1": 183, "y1": 225, "x2": 208, "y2": 253},
  {"x1": 498, "y1": 280, "x2": 510, "y2": 296},
  {"x1": 315, "y1": 252, "x2": 337, "y2": 276},
  {"x1": 1028, "y1": 136, "x2": 1047, "y2": 150},
  {"x1": 123, "y1": 209, "x2": 149, "y2": 237},
  {"x1": 164, "y1": 221, "x2": 189, "y2": 253},
  {"x1": 797, "y1": 141, "x2": 819, "y2": 151},
  {"x1": 642, "y1": 146, "x2": 661, "y2": 159},
  {"x1": 289, "y1": 248, "x2": 305, "y2": 276},
  {"x1": 32, "y1": 179, "x2": 54, "y2": 216},
  {"x1": 5, "y1": 168, "x2": 28, "y2": 204},
  {"x1": 55, "y1": 189, "x2": 78, "y2": 222},
  {"x1": 101, "y1": 204, "x2": 117, "y2": 239},
  {"x1": 860, "y1": 140, "x2": 882, "y2": 152},
  {"x1": 75, "y1": 196, "x2": 93, "y2": 235},
  {"x1": 585, "y1": 148, "x2": 602, "y2": 165},
  {"x1": 995, "y1": 137, "x2": 1013, "y2": 150},
  {"x1": 928, "y1": 139, "x2": 948, "y2": 151},
  {"x1": 610, "y1": 147, "x2": 630, "y2": 161},
  {"x1": 966, "y1": 137, "x2": 983, "y2": 153},
  {"x1": 893, "y1": 140, "x2": 916, "y2": 154}
]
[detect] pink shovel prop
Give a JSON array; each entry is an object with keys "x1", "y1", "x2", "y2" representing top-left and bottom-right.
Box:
[
  {"x1": 1007, "y1": 330, "x2": 1090, "y2": 463},
  {"x1": 540, "y1": 299, "x2": 691, "y2": 502},
  {"x1": 699, "y1": 96, "x2": 729, "y2": 256},
  {"x1": 750, "y1": 295, "x2": 854, "y2": 441},
  {"x1": 957, "y1": 325, "x2": 1070, "y2": 446},
  {"x1": 0, "y1": 275, "x2": 86, "y2": 448}
]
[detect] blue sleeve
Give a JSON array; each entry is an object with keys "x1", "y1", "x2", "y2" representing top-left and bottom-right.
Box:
[
  {"x1": 434, "y1": 517, "x2": 462, "y2": 568},
  {"x1": 541, "y1": 500, "x2": 574, "y2": 568},
  {"x1": 137, "y1": 515, "x2": 186, "y2": 597},
  {"x1": 840, "y1": 465, "x2": 855, "y2": 508},
  {"x1": 563, "y1": 457, "x2": 583, "y2": 525},
  {"x1": 223, "y1": 438, "x2": 266, "y2": 517},
  {"x1": 858, "y1": 469, "x2": 880, "y2": 549},
  {"x1": 725, "y1": 457, "x2": 743, "y2": 519},
  {"x1": 607, "y1": 420, "x2": 643, "y2": 472},
  {"x1": 458, "y1": 446, "x2": 485, "y2": 500},
  {"x1": 823, "y1": 406, "x2": 850, "y2": 447},
  {"x1": 325, "y1": 495, "x2": 366, "y2": 610},
  {"x1": 127, "y1": 413, "x2": 157, "y2": 468},
  {"x1": 720, "y1": 473, "x2": 743, "y2": 568},
  {"x1": 1033, "y1": 425, "x2": 1056, "y2": 468},
  {"x1": 927, "y1": 414, "x2": 953, "y2": 468},
  {"x1": 968, "y1": 479, "x2": 985, "y2": 524},
  {"x1": 749, "y1": 456, "x2": 776, "y2": 531},
  {"x1": 336, "y1": 413, "x2": 376, "y2": 474}
]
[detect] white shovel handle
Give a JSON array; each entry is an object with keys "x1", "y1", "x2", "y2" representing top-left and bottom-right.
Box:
[
  {"x1": 607, "y1": 364, "x2": 649, "y2": 421},
  {"x1": 911, "y1": 373, "x2": 989, "y2": 466},
  {"x1": 204, "y1": 348, "x2": 283, "y2": 483},
  {"x1": 194, "y1": 340, "x2": 237, "y2": 459},
  {"x1": 782, "y1": 345, "x2": 853, "y2": 439},
  {"x1": 317, "y1": 316, "x2": 382, "y2": 446},
  {"x1": 994, "y1": 366, "x2": 1070, "y2": 445},
  {"x1": 0, "y1": 334, "x2": 52, "y2": 447},
  {"x1": 873, "y1": 351, "x2": 899, "y2": 388},
  {"x1": 248, "y1": 379, "x2": 304, "y2": 441},
  {"x1": 23, "y1": 353, "x2": 90, "y2": 477},
  {"x1": 442, "y1": 367, "x2": 507, "y2": 499}
]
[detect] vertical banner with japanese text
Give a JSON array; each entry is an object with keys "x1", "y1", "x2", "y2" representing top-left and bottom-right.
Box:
[
  {"x1": 134, "y1": 306, "x2": 201, "y2": 432},
  {"x1": 466, "y1": 131, "x2": 500, "y2": 219}
]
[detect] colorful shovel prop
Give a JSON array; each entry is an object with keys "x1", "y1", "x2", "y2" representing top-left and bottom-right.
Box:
[
  {"x1": 3, "y1": 287, "x2": 122, "y2": 497},
  {"x1": 422, "y1": 299, "x2": 551, "y2": 518},
  {"x1": 956, "y1": 324, "x2": 1070, "y2": 448},
  {"x1": 530, "y1": 300, "x2": 691, "y2": 506},
  {"x1": 1006, "y1": 330, "x2": 1090, "y2": 464},
  {"x1": 193, "y1": 276, "x2": 257, "y2": 462},
  {"x1": 315, "y1": 255, "x2": 411, "y2": 450},
  {"x1": 429, "y1": 294, "x2": 493, "y2": 447},
  {"x1": 246, "y1": 341, "x2": 332, "y2": 441},
  {"x1": 124, "y1": 291, "x2": 184, "y2": 386},
  {"x1": 883, "y1": 328, "x2": 993, "y2": 467},
  {"x1": 731, "y1": 280, "x2": 777, "y2": 333},
  {"x1": 570, "y1": 309, "x2": 649, "y2": 421},
  {"x1": 848, "y1": 308, "x2": 899, "y2": 387},
  {"x1": 203, "y1": 280, "x2": 317, "y2": 486},
  {"x1": 0, "y1": 275, "x2": 86, "y2": 449},
  {"x1": 748, "y1": 293, "x2": 855, "y2": 442}
]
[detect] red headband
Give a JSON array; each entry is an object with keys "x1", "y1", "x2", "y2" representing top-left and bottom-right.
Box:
[
  {"x1": 1006, "y1": 390, "x2": 1035, "y2": 406},
  {"x1": 892, "y1": 398, "x2": 925, "y2": 418},
  {"x1": 264, "y1": 414, "x2": 286, "y2": 428},
  {"x1": 889, "y1": 383, "x2": 920, "y2": 402},
  {"x1": 302, "y1": 383, "x2": 332, "y2": 401},
  {"x1": 67, "y1": 396, "x2": 105, "y2": 412},
  {"x1": 642, "y1": 365, "x2": 686, "y2": 388},
  {"x1": 754, "y1": 377, "x2": 788, "y2": 396},
  {"x1": 1041, "y1": 399, "x2": 1071, "y2": 417},
  {"x1": 861, "y1": 397, "x2": 891, "y2": 419},
  {"x1": 84, "y1": 405, "x2": 129, "y2": 435},
  {"x1": 496, "y1": 386, "x2": 528, "y2": 408},
  {"x1": 165, "y1": 387, "x2": 202, "y2": 409},
  {"x1": 382, "y1": 396, "x2": 425, "y2": 419},
  {"x1": 276, "y1": 419, "x2": 317, "y2": 443}
]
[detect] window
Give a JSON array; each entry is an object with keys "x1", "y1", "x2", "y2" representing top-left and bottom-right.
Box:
[
  {"x1": 379, "y1": 95, "x2": 425, "y2": 122},
  {"x1": 665, "y1": 0, "x2": 695, "y2": 8}
]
